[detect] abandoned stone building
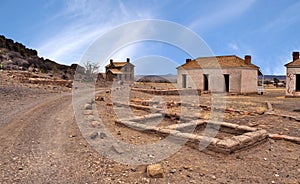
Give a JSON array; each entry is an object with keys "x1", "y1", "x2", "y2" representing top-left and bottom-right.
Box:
[
  {"x1": 105, "y1": 58, "x2": 135, "y2": 81},
  {"x1": 177, "y1": 55, "x2": 262, "y2": 94},
  {"x1": 285, "y1": 51, "x2": 300, "y2": 97}
]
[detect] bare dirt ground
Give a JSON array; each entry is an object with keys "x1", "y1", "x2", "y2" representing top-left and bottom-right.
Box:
[{"x1": 0, "y1": 74, "x2": 300, "y2": 183}]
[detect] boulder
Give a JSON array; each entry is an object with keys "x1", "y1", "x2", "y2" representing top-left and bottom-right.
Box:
[
  {"x1": 84, "y1": 104, "x2": 92, "y2": 110},
  {"x1": 256, "y1": 108, "x2": 265, "y2": 115},
  {"x1": 146, "y1": 164, "x2": 164, "y2": 178}
]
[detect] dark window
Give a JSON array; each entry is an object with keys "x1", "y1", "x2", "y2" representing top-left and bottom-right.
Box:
[
  {"x1": 296, "y1": 74, "x2": 300, "y2": 91},
  {"x1": 224, "y1": 74, "x2": 229, "y2": 92},
  {"x1": 203, "y1": 74, "x2": 209, "y2": 91},
  {"x1": 182, "y1": 74, "x2": 187, "y2": 88}
]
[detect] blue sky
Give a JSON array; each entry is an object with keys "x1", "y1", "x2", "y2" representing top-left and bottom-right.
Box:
[{"x1": 1, "y1": 0, "x2": 300, "y2": 75}]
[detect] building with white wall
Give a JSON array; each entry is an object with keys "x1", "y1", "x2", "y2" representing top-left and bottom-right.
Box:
[
  {"x1": 285, "y1": 51, "x2": 300, "y2": 97},
  {"x1": 177, "y1": 55, "x2": 262, "y2": 94}
]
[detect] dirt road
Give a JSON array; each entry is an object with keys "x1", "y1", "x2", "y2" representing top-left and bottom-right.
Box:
[{"x1": 0, "y1": 91, "x2": 113, "y2": 183}]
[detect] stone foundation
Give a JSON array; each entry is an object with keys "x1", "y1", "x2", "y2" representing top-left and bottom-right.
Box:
[{"x1": 115, "y1": 114, "x2": 268, "y2": 154}]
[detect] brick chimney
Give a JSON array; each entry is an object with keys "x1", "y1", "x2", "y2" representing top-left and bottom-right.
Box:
[
  {"x1": 293, "y1": 52, "x2": 299, "y2": 61},
  {"x1": 110, "y1": 59, "x2": 113, "y2": 66},
  {"x1": 244, "y1": 55, "x2": 251, "y2": 65},
  {"x1": 126, "y1": 58, "x2": 130, "y2": 63},
  {"x1": 186, "y1": 58, "x2": 192, "y2": 63}
]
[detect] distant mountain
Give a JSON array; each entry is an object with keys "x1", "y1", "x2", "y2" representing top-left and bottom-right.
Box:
[
  {"x1": 0, "y1": 35, "x2": 80, "y2": 79},
  {"x1": 135, "y1": 74, "x2": 286, "y2": 83},
  {"x1": 264, "y1": 75, "x2": 286, "y2": 81},
  {"x1": 135, "y1": 74, "x2": 177, "y2": 83}
]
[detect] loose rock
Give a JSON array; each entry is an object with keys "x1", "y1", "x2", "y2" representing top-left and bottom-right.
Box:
[
  {"x1": 169, "y1": 169, "x2": 176, "y2": 174},
  {"x1": 112, "y1": 144, "x2": 125, "y2": 154},
  {"x1": 146, "y1": 164, "x2": 164, "y2": 178},
  {"x1": 99, "y1": 132, "x2": 107, "y2": 139},
  {"x1": 84, "y1": 104, "x2": 92, "y2": 110},
  {"x1": 90, "y1": 132, "x2": 98, "y2": 140}
]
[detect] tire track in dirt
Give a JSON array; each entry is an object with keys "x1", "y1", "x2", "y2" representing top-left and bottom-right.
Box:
[
  {"x1": 0, "y1": 89, "x2": 120, "y2": 183},
  {"x1": 0, "y1": 92, "x2": 99, "y2": 183},
  {"x1": 0, "y1": 93, "x2": 72, "y2": 182}
]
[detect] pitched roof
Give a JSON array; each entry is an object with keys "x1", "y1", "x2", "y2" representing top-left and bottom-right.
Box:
[
  {"x1": 285, "y1": 59, "x2": 300, "y2": 67},
  {"x1": 106, "y1": 62, "x2": 127, "y2": 68},
  {"x1": 107, "y1": 69, "x2": 123, "y2": 74},
  {"x1": 178, "y1": 55, "x2": 259, "y2": 69},
  {"x1": 105, "y1": 61, "x2": 134, "y2": 68}
]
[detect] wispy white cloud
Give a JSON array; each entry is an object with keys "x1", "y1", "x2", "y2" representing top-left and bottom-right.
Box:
[
  {"x1": 132, "y1": 55, "x2": 178, "y2": 75},
  {"x1": 261, "y1": 1, "x2": 300, "y2": 33},
  {"x1": 38, "y1": 24, "x2": 106, "y2": 62},
  {"x1": 228, "y1": 42, "x2": 239, "y2": 51},
  {"x1": 226, "y1": 41, "x2": 254, "y2": 58},
  {"x1": 36, "y1": 0, "x2": 256, "y2": 66},
  {"x1": 271, "y1": 55, "x2": 289, "y2": 75},
  {"x1": 36, "y1": 0, "x2": 156, "y2": 64},
  {"x1": 97, "y1": 43, "x2": 141, "y2": 72},
  {"x1": 271, "y1": 47, "x2": 300, "y2": 75},
  {"x1": 189, "y1": 0, "x2": 255, "y2": 32}
]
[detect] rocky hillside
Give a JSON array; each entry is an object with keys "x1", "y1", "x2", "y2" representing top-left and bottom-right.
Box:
[{"x1": 0, "y1": 35, "x2": 80, "y2": 80}]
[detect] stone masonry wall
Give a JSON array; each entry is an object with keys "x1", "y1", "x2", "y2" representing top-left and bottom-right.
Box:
[
  {"x1": 178, "y1": 68, "x2": 256, "y2": 93},
  {"x1": 240, "y1": 69, "x2": 258, "y2": 94},
  {"x1": 286, "y1": 67, "x2": 300, "y2": 97}
]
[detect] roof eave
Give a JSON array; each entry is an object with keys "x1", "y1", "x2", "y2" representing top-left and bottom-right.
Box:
[
  {"x1": 178, "y1": 66, "x2": 259, "y2": 70},
  {"x1": 286, "y1": 65, "x2": 300, "y2": 68}
]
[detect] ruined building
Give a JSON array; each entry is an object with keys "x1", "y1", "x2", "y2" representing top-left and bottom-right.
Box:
[
  {"x1": 177, "y1": 55, "x2": 263, "y2": 94},
  {"x1": 105, "y1": 58, "x2": 135, "y2": 82},
  {"x1": 285, "y1": 51, "x2": 300, "y2": 97}
]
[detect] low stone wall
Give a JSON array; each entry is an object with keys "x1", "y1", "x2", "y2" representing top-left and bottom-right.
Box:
[
  {"x1": 113, "y1": 101, "x2": 162, "y2": 113},
  {"x1": 81, "y1": 98, "x2": 300, "y2": 156},
  {"x1": 265, "y1": 111, "x2": 300, "y2": 122},
  {"x1": 115, "y1": 114, "x2": 268, "y2": 154},
  {"x1": 28, "y1": 78, "x2": 72, "y2": 87},
  {"x1": 268, "y1": 134, "x2": 300, "y2": 144},
  {"x1": 127, "y1": 98, "x2": 267, "y2": 117},
  {"x1": 131, "y1": 87, "x2": 201, "y2": 95},
  {"x1": 127, "y1": 99, "x2": 300, "y2": 122},
  {"x1": 4, "y1": 71, "x2": 73, "y2": 88}
]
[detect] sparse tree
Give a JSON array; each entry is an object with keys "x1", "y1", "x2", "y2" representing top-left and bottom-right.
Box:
[
  {"x1": 84, "y1": 61, "x2": 100, "y2": 75},
  {"x1": 273, "y1": 77, "x2": 279, "y2": 87},
  {"x1": 83, "y1": 61, "x2": 100, "y2": 82}
]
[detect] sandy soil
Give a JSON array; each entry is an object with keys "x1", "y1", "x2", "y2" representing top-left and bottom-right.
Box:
[{"x1": 0, "y1": 75, "x2": 299, "y2": 183}]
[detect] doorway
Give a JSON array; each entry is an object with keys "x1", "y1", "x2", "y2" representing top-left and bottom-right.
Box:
[
  {"x1": 203, "y1": 74, "x2": 209, "y2": 91},
  {"x1": 182, "y1": 74, "x2": 187, "y2": 88},
  {"x1": 224, "y1": 74, "x2": 229, "y2": 92},
  {"x1": 296, "y1": 74, "x2": 300, "y2": 91}
]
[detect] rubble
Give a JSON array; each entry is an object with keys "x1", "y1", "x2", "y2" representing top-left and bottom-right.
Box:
[{"x1": 115, "y1": 114, "x2": 268, "y2": 154}]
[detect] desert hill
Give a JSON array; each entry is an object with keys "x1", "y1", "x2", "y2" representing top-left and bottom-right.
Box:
[
  {"x1": 0, "y1": 35, "x2": 79, "y2": 80},
  {"x1": 135, "y1": 74, "x2": 177, "y2": 83}
]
